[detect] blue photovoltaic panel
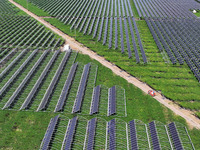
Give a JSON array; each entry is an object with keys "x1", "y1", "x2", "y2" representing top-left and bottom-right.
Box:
[
  {"x1": 63, "y1": 116, "x2": 78, "y2": 150},
  {"x1": 129, "y1": 120, "x2": 138, "y2": 150},
  {"x1": 168, "y1": 122, "x2": 183, "y2": 150},
  {"x1": 108, "y1": 119, "x2": 116, "y2": 150},
  {"x1": 73, "y1": 63, "x2": 91, "y2": 113},
  {"x1": 3, "y1": 50, "x2": 49, "y2": 109},
  {"x1": 87, "y1": 118, "x2": 97, "y2": 150},
  {"x1": 20, "y1": 50, "x2": 60, "y2": 110},
  {"x1": 41, "y1": 115, "x2": 59, "y2": 150},
  {"x1": 108, "y1": 86, "x2": 116, "y2": 116},
  {"x1": 90, "y1": 85, "x2": 101, "y2": 114},
  {"x1": 0, "y1": 48, "x2": 26, "y2": 78},
  {"x1": 149, "y1": 121, "x2": 161, "y2": 150},
  {"x1": 55, "y1": 62, "x2": 78, "y2": 112},
  {"x1": 37, "y1": 51, "x2": 70, "y2": 111},
  {"x1": 0, "y1": 49, "x2": 38, "y2": 97}
]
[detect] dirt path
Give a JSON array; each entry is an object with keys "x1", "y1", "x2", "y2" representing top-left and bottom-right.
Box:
[{"x1": 10, "y1": 0, "x2": 200, "y2": 129}]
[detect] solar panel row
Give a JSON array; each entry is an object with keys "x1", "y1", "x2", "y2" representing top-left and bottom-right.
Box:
[
  {"x1": 108, "y1": 86, "x2": 116, "y2": 116},
  {"x1": 37, "y1": 51, "x2": 71, "y2": 111},
  {"x1": 149, "y1": 121, "x2": 161, "y2": 150},
  {"x1": 55, "y1": 62, "x2": 78, "y2": 112},
  {"x1": 72, "y1": 63, "x2": 91, "y2": 113},
  {"x1": 108, "y1": 119, "x2": 116, "y2": 150},
  {"x1": 62, "y1": 116, "x2": 78, "y2": 150},
  {"x1": 90, "y1": 85, "x2": 101, "y2": 115},
  {"x1": 20, "y1": 50, "x2": 60, "y2": 110},
  {"x1": 0, "y1": 49, "x2": 38, "y2": 97},
  {"x1": 87, "y1": 118, "x2": 97, "y2": 150},
  {"x1": 41, "y1": 115, "x2": 59, "y2": 150},
  {"x1": 3, "y1": 50, "x2": 49, "y2": 109},
  {"x1": 129, "y1": 120, "x2": 138, "y2": 150},
  {"x1": 168, "y1": 122, "x2": 183, "y2": 150}
]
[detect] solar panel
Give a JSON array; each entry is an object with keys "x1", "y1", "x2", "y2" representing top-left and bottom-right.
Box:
[
  {"x1": 20, "y1": 50, "x2": 60, "y2": 110},
  {"x1": 72, "y1": 63, "x2": 91, "y2": 113},
  {"x1": 168, "y1": 122, "x2": 183, "y2": 150},
  {"x1": 55, "y1": 62, "x2": 78, "y2": 112},
  {"x1": 129, "y1": 120, "x2": 138, "y2": 150},
  {"x1": 0, "y1": 49, "x2": 38, "y2": 97},
  {"x1": 108, "y1": 86, "x2": 116, "y2": 116},
  {"x1": 0, "y1": 49, "x2": 27, "y2": 79},
  {"x1": 149, "y1": 121, "x2": 161, "y2": 150},
  {"x1": 0, "y1": 48, "x2": 17, "y2": 65},
  {"x1": 41, "y1": 115, "x2": 59, "y2": 150},
  {"x1": 87, "y1": 118, "x2": 97, "y2": 150},
  {"x1": 108, "y1": 119, "x2": 116, "y2": 150},
  {"x1": 62, "y1": 116, "x2": 78, "y2": 150},
  {"x1": 37, "y1": 51, "x2": 70, "y2": 111},
  {"x1": 3, "y1": 50, "x2": 49, "y2": 109},
  {"x1": 90, "y1": 85, "x2": 101, "y2": 114}
]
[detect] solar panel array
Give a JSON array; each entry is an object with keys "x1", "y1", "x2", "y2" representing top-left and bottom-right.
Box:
[
  {"x1": 0, "y1": 0, "x2": 19, "y2": 14},
  {"x1": 134, "y1": 0, "x2": 200, "y2": 18},
  {"x1": 40, "y1": 117, "x2": 195, "y2": 150},
  {"x1": 0, "y1": 15, "x2": 64, "y2": 59},
  {"x1": 145, "y1": 18, "x2": 200, "y2": 82},
  {"x1": 0, "y1": 50, "x2": 126, "y2": 116},
  {"x1": 28, "y1": 0, "x2": 147, "y2": 63}
]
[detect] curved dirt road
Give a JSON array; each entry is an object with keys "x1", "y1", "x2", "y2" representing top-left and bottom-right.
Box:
[{"x1": 10, "y1": 0, "x2": 200, "y2": 129}]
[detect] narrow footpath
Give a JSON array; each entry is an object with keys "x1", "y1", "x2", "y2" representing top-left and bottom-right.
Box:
[{"x1": 10, "y1": 0, "x2": 200, "y2": 129}]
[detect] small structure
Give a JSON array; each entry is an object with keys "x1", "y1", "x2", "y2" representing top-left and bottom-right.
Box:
[
  {"x1": 63, "y1": 44, "x2": 71, "y2": 52},
  {"x1": 193, "y1": 10, "x2": 197, "y2": 13},
  {"x1": 148, "y1": 90, "x2": 156, "y2": 97}
]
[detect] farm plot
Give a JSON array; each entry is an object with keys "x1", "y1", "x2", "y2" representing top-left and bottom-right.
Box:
[
  {"x1": 145, "y1": 18, "x2": 200, "y2": 82},
  {"x1": 0, "y1": 0, "x2": 19, "y2": 14},
  {"x1": 134, "y1": 0, "x2": 200, "y2": 18},
  {"x1": 0, "y1": 49, "x2": 126, "y2": 117},
  {"x1": 0, "y1": 15, "x2": 64, "y2": 52},
  {"x1": 28, "y1": 0, "x2": 147, "y2": 63},
  {"x1": 40, "y1": 115, "x2": 195, "y2": 150}
]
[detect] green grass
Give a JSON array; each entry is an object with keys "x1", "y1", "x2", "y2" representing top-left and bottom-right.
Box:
[{"x1": 0, "y1": 110, "x2": 55, "y2": 150}]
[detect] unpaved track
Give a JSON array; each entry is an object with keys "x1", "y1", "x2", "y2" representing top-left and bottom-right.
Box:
[{"x1": 10, "y1": 0, "x2": 200, "y2": 129}]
